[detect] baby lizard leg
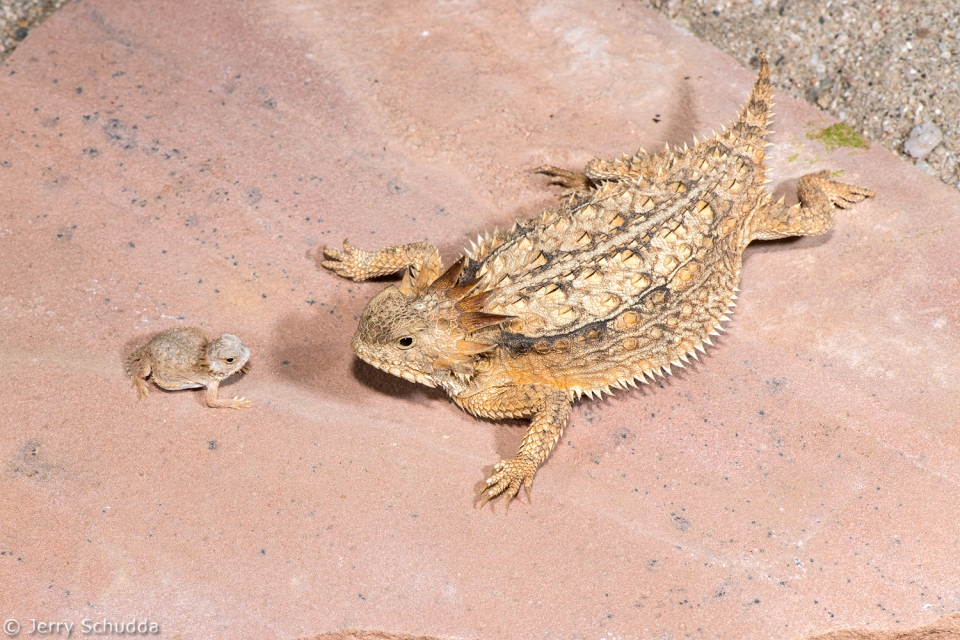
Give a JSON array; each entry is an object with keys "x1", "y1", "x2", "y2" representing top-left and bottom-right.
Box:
[
  {"x1": 204, "y1": 381, "x2": 252, "y2": 409},
  {"x1": 126, "y1": 348, "x2": 151, "y2": 401}
]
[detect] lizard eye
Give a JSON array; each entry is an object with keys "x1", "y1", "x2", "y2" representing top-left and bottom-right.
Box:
[
  {"x1": 397, "y1": 336, "x2": 415, "y2": 349},
  {"x1": 225, "y1": 357, "x2": 236, "y2": 363}
]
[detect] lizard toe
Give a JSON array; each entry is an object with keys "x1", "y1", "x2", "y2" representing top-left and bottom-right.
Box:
[{"x1": 480, "y1": 456, "x2": 538, "y2": 506}]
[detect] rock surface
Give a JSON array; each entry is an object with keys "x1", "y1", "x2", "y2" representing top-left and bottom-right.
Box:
[{"x1": 1, "y1": 1, "x2": 959, "y2": 639}]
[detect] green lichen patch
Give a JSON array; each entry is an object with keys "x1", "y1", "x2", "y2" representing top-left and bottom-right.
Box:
[{"x1": 806, "y1": 123, "x2": 870, "y2": 151}]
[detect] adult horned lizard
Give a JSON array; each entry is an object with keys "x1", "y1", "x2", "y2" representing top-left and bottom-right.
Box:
[
  {"x1": 321, "y1": 55, "x2": 872, "y2": 503},
  {"x1": 126, "y1": 326, "x2": 252, "y2": 409}
]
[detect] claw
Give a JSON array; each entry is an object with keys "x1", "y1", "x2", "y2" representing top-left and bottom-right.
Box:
[
  {"x1": 319, "y1": 239, "x2": 370, "y2": 280},
  {"x1": 534, "y1": 165, "x2": 592, "y2": 194},
  {"x1": 477, "y1": 455, "x2": 538, "y2": 508}
]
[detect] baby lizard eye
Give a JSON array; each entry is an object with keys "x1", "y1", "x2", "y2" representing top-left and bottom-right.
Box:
[
  {"x1": 397, "y1": 336, "x2": 415, "y2": 349},
  {"x1": 225, "y1": 357, "x2": 236, "y2": 363}
]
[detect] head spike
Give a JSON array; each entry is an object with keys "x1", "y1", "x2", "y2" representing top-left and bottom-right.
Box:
[
  {"x1": 454, "y1": 287, "x2": 497, "y2": 311},
  {"x1": 428, "y1": 257, "x2": 466, "y2": 291},
  {"x1": 456, "y1": 340, "x2": 496, "y2": 356},
  {"x1": 459, "y1": 312, "x2": 514, "y2": 333},
  {"x1": 398, "y1": 270, "x2": 416, "y2": 296}
]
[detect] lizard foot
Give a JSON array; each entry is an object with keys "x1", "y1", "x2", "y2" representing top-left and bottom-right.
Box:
[
  {"x1": 227, "y1": 396, "x2": 253, "y2": 409},
  {"x1": 534, "y1": 165, "x2": 592, "y2": 195},
  {"x1": 320, "y1": 240, "x2": 370, "y2": 280},
  {"x1": 208, "y1": 396, "x2": 252, "y2": 410},
  {"x1": 480, "y1": 455, "x2": 539, "y2": 506},
  {"x1": 813, "y1": 171, "x2": 875, "y2": 208}
]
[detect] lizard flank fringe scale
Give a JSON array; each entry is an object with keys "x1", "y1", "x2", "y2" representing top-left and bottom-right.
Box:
[{"x1": 321, "y1": 55, "x2": 873, "y2": 504}]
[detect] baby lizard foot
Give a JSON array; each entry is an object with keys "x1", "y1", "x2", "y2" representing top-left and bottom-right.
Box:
[
  {"x1": 228, "y1": 396, "x2": 253, "y2": 409},
  {"x1": 480, "y1": 455, "x2": 538, "y2": 506},
  {"x1": 206, "y1": 390, "x2": 252, "y2": 409}
]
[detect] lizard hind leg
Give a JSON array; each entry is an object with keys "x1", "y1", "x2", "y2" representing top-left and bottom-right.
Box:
[
  {"x1": 535, "y1": 152, "x2": 650, "y2": 195},
  {"x1": 126, "y1": 348, "x2": 151, "y2": 401},
  {"x1": 534, "y1": 165, "x2": 593, "y2": 195},
  {"x1": 751, "y1": 170, "x2": 874, "y2": 241}
]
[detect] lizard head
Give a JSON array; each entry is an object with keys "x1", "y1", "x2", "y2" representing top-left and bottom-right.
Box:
[
  {"x1": 205, "y1": 333, "x2": 251, "y2": 379},
  {"x1": 351, "y1": 258, "x2": 512, "y2": 387}
]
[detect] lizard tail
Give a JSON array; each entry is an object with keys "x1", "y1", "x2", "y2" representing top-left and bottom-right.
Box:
[{"x1": 734, "y1": 53, "x2": 773, "y2": 142}]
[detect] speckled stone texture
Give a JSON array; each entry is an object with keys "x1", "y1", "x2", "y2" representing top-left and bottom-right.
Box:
[{"x1": 1, "y1": 1, "x2": 958, "y2": 639}]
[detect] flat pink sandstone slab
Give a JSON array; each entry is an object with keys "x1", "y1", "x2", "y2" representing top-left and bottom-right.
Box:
[{"x1": 1, "y1": 1, "x2": 958, "y2": 639}]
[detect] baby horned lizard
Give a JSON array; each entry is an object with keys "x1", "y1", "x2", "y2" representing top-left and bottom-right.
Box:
[
  {"x1": 322, "y1": 55, "x2": 873, "y2": 503},
  {"x1": 127, "y1": 326, "x2": 252, "y2": 409}
]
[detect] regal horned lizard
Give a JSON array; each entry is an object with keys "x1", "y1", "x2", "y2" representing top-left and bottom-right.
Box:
[
  {"x1": 321, "y1": 55, "x2": 873, "y2": 503},
  {"x1": 126, "y1": 326, "x2": 252, "y2": 409}
]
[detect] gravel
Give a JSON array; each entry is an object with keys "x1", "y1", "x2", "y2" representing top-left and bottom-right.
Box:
[
  {"x1": 639, "y1": 0, "x2": 959, "y2": 189},
  {"x1": 0, "y1": 0, "x2": 68, "y2": 60},
  {"x1": 2, "y1": 0, "x2": 956, "y2": 189}
]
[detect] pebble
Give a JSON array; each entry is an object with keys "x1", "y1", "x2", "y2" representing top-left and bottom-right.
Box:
[{"x1": 904, "y1": 122, "x2": 944, "y2": 159}]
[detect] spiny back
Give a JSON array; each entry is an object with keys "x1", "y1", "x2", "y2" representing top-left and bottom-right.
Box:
[{"x1": 460, "y1": 56, "x2": 775, "y2": 344}]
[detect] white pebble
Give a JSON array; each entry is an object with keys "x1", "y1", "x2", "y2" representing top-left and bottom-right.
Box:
[{"x1": 903, "y1": 122, "x2": 943, "y2": 159}]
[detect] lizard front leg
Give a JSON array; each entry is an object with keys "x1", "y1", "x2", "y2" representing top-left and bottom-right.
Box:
[
  {"x1": 320, "y1": 240, "x2": 444, "y2": 290},
  {"x1": 457, "y1": 384, "x2": 572, "y2": 504}
]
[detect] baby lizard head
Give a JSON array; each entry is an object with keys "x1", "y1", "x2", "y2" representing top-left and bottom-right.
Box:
[
  {"x1": 205, "y1": 333, "x2": 251, "y2": 379},
  {"x1": 351, "y1": 258, "x2": 513, "y2": 387}
]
